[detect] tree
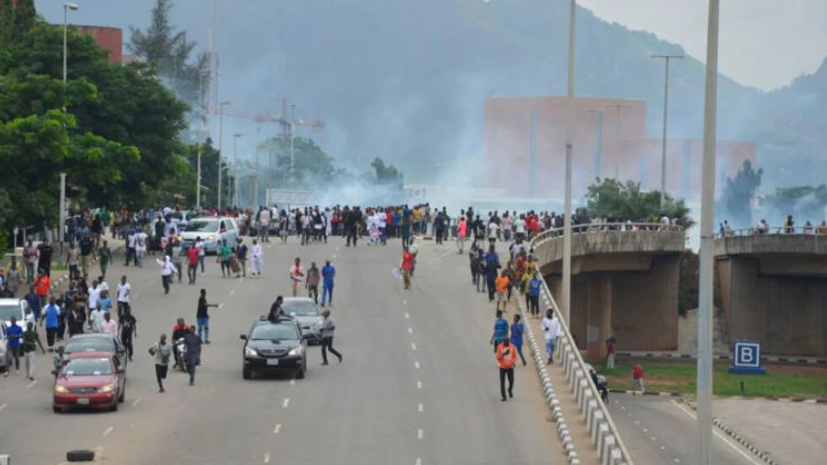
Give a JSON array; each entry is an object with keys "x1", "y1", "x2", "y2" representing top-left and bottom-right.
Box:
[
  {"x1": 717, "y1": 160, "x2": 762, "y2": 228},
  {"x1": 12, "y1": 0, "x2": 36, "y2": 39},
  {"x1": 184, "y1": 138, "x2": 234, "y2": 207},
  {"x1": 370, "y1": 157, "x2": 404, "y2": 189},
  {"x1": 260, "y1": 135, "x2": 337, "y2": 189},
  {"x1": 0, "y1": 0, "x2": 13, "y2": 49},
  {"x1": 760, "y1": 184, "x2": 827, "y2": 225},
  {"x1": 584, "y1": 178, "x2": 694, "y2": 228}
]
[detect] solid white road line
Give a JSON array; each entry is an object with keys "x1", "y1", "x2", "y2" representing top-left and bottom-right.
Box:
[
  {"x1": 26, "y1": 380, "x2": 37, "y2": 389},
  {"x1": 411, "y1": 343, "x2": 417, "y2": 351},
  {"x1": 273, "y1": 424, "x2": 282, "y2": 434},
  {"x1": 0, "y1": 403, "x2": 7, "y2": 412},
  {"x1": 414, "y1": 361, "x2": 420, "y2": 369},
  {"x1": 102, "y1": 426, "x2": 114, "y2": 437},
  {"x1": 418, "y1": 403, "x2": 424, "y2": 412},
  {"x1": 131, "y1": 397, "x2": 142, "y2": 407},
  {"x1": 643, "y1": 428, "x2": 648, "y2": 432},
  {"x1": 417, "y1": 428, "x2": 424, "y2": 439},
  {"x1": 282, "y1": 398, "x2": 290, "y2": 408},
  {"x1": 670, "y1": 400, "x2": 762, "y2": 465},
  {"x1": 264, "y1": 452, "x2": 271, "y2": 463}
]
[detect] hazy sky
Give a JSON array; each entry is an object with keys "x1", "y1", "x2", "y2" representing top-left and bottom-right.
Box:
[{"x1": 578, "y1": 0, "x2": 827, "y2": 90}]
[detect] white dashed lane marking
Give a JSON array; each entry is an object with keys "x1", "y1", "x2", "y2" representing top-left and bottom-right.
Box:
[
  {"x1": 273, "y1": 424, "x2": 281, "y2": 434},
  {"x1": 131, "y1": 397, "x2": 142, "y2": 407},
  {"x1": 26, "y1": 380, "x2": 37, "y2": 389},
  {"x1": 282, "y1": 398, "x2": 290, "y2": 408},
  {"x1": 230, "y1": 289, "x2": 236, "y2": 296},
  {"x1": 418, "y1": 403, "x2": 424, "y2": 412},
  {"x1": 411, "y1": 343, "x2": 417, "y2": 351},
  {"x1": 417, "y1": 381, "x2": 422, "y2": 390},
  {"x1": 407, "y1": 327, "x2": 413, "y2": 334},
  {"x1": 414, "y1": 361, "x2": 420, "y2": 369},
  {"x1": 264, "y1": 452, "x2": 271, "y2": 463},
  {"x1": 290, "y1": 379, "x2": 295, "y2": 386},
  {"x1": 417, "y1": 428, "x2": 424, "y2": 439},
  {"x1": 0, "y1": 403, "x2": 7, "y2": 412},
  {"x1": 102, "y1": 426, "x2": 114, "y2": 436},
  {"x1": 404, "y1": 312, "x2": 410, "y2": 319}
]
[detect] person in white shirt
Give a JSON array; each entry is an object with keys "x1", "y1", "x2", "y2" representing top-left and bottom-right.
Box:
[
  {"x1": 541, "y1": 309, "x2": 561, "y2": 365},
  {"x1": 88, "y1": 280, "x2": 101, "y2": 314},
  {"x1": 135, "y1": 229, "x2": 148, "y2": 267},
  {"x1": 515, "y1": 215, "x2": 527, "y2": 242},
  {"x1": 117, "y1": 275, "x2": 131, "y2": 319},
  {"x1": 156, "y1": 256, "x2": 177, "y2": 295},
  {"x1": 487, "y1": 221, "x2": 499, "y2": 246},
  {"x1": 250, "y1": 239, "x2": 264, "y2": 278},
  {"x1": 127, "y1": 230, "x2": 137, "y2": 266},
  {"x1": 259, "y1": 208, "x2": 271, "y2": 243},
  {"x1": 89, "y1": 306, "x2": 105, "y2": 332},
  {"x1": 99, "y1": 312, "x2": 118, "y2": 337},
  {"x1": 659, "y1": 215, "x2": 670, "y2": 231}
]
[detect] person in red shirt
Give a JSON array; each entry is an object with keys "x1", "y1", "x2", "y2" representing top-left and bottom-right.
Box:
[
  {"x1": 34, "y1": 270, "x2": 51, "y2": 310},
  {"x1": 187, "y1": 246, "x2": 199, "y2": 285},
  {"x1": 400, "y1": 247, "x2": 414, "y2": 289},
  {"x1": 632, "y1": 363, "x2": 644, "y2": 393},
  {"x1": 496, "y1": 339, "x2": 518, "y2": 401}
]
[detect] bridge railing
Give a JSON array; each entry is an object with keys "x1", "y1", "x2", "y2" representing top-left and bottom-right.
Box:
[
  {"x1": 532, "y1": 222, "x2": 684, "y2": 247},
  {"x1": 716, "y1": 226, "x2": 827, "y2": 238},
  {"x1": 530, "y1": 230, "x2": 636, "y2": 465}
]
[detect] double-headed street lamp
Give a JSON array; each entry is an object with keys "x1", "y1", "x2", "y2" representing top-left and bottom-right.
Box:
[{"x1": 651, "y1": 53, "x2": 684, "y2": 209}]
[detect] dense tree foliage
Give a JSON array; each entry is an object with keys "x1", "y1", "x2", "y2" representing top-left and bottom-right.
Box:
[
  {"x1": 760, "y1": 184, "x2": 827, "y2": 224},
  {"x1": 717, "y1": 160, "x2": 762, "y2": 228},
  {"x1": 584, "y1": 178, "x2": 694, "y2": 228}
]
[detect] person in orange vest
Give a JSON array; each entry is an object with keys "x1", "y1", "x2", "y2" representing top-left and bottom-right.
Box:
[
  {"x1": 496, "y1": 338, "x2": 518, "y2": 402},
  {"x1": 34, "y1": 270, "x2": 51, "y2": 310}
]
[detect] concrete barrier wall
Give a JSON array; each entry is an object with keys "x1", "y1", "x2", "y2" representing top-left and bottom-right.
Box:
[{"x1": 536, "y1": 230, "x2": 685, "y2": 264}]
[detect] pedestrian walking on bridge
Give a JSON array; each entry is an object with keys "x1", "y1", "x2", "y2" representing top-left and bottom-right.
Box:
[{"x1": 496, "y1": 338, "x2": 517, "y2": 401}]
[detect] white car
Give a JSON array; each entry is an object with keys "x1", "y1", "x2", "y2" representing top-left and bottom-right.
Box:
[
  {"x1": 179, "y1": 217, "x2": 240, "y2": 254},
  {"x1": 0, "y1": 298, "x2": 34, "y2": 330}
]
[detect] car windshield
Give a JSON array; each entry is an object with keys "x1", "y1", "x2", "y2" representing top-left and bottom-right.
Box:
[
  {"x1": 185, "y1": 220, "x2": 219, "y2": 233},
  {"x1": 65, "y1": 338, "x2": 115, "y2": 354},
  {"x1": 62, "y1": 358, "x2": 112, "y2": 376},
  {"x1": 250, "y1": 323, "x2": 299, "y2": 341},
  {"x1": 0, "y1": 304, "x2": 20, "y2": 321},
  {"x1": 282, "y1": 301, "x2": 320, "y2": 317}
]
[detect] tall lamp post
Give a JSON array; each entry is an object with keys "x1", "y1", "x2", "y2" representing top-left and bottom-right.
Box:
[
  {"x1": 60, "y1": 3, "x2": 78, "y2": 258},
  {"x1": 561, "y1": 0, "x2": 577, "y2": 325},
  {"x1": 217, "y1": 100, "x2": 231, "y2": 209},
  {"x1": 233, "y1": 133, "x2": 243, "y2": 208},
  {"x1": 63, "y1": 2, "x2": 79, "y2": 85},
  {"x1": 286, "y1": 103, "x2": 298, "y2": 186},
  {"x1": 697, "y1": 1, "x2": 720, "y2": 463},
  {"x1": 651, "y1": 53, "x2": 684, "y2": 209}
]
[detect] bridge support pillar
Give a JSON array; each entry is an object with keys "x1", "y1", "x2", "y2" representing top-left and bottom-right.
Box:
[{"x1": 587, "y1": 275, "x2": 613, "y2": 360}]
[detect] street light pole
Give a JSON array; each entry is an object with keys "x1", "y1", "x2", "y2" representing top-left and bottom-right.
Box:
[
  {"x1": 697, "y1": 1, "x2": 720, "y2": 464},
  {"x1": 561, "y1": 0, "x2": 577, "y2": 325},
  {"x1": 651, "y1": 53, "x2": 684, "y2": 209},
  {"x1": 217, "y1": 100, "x2": 231, "y2": 209},
  {"x1": 62, "y1": 3, "x2": 78, "y2": 85},
  {"x1": 287, "y1": 103, "x2": 298, "y2": 186},
  {"x1": 233, "y1": 133, "x2": 243, "y2": 208}
]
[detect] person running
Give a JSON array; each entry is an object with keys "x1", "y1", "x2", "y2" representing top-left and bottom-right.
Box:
[
  {"x1": 484, "y1": 246, "x2": 500, "y2": 302},
  {"x1": 306, "y1": 262, "x2": 321, "y2": 304},
  {"x1": 236, "y1": 238, "x2": 248, "y2": 278},
  {"x1": 320, "y1": 310, "x2": 343, "y2": 365},
  {"x1": 98, "y1": 240, "x2": 113, "y2": 279},
  {"x1": 21, "y1": 321, "x2": 46, "y2": 380},
  {"x1": 400, "y1": 246, "x2": 414, "y2": 290},
  {"x1": 156, "y1": 256, "x2": 177, "y2": 295},
  {"x1": 541, "y1": 309, "x2": 560, "y2": 365},
  {"x1": 250, "y1": 239, "x2": 263, "y2": 278},
  {"x1": 183, "y1": 325, "x2": 202, "y2": 386},
  {"x1": 289, "y1": 258, "x2": 304, "y2": 297},
  {"x1": 40, "y1": 297, "x2": 62, "y2": 352},
  {"x1": 490, "y1": 309, "x2": 509, "y2": 353},
  {"x1": 196, "y1": 289, "x2": 218, "y2": 344},
  {"x1": 148, "y1": 333, "x2": 171, "y2": 393},
  {"x1": 321, "y1": 260, "x2": 336, "y2": 307},
  {"x1": 116, "y1": 306, "x2": 137, "y2": 360},
  {"x1": 4, "y1": 316, "x2": 23, "y2": 376},
  {"x1": 496, "y1": 338, "x2": 518, "y2": 402},
  {"x1": 408, "y1": 238, "x2": 419, "y2": 277},
  {"x1": 510, "y1": 314, "x2": 527, "y2": 366}
]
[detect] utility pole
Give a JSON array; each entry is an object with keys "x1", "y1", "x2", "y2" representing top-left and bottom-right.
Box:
[
  {"x1": 233, "y1": 133, "x2": 243, "y2": 208},
  {"x1": 287, "y1": 103, "x2": 298, "y2": 186},
  {"x1": 697, "y1": 1, "x2": 719, "y2": 464},
  {"x1": 561, "y1": 0, "x2": 577, "y2": 325},
  {"x1": 217, "y1": 100, "x2": 231, "y2": 209},
  {"x1": 651, "y1": 53, "x2": 684, "y2": 209},
  {"x1": 59, "y1": 173, "x2": 66, "y2": 260}
]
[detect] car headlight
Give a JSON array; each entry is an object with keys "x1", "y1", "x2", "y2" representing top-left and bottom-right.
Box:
[
  {"x1": 288, "y1": 346, "x2": 303, "y2": 356},
  {"x1": 54, "y1": 385, "x2": 69, "y2": 393},
  {"x1": 98, "y1": 383, "x2": 116, "y2": 393},
  {"x1": 207, "y1": 235, "x2": 216, "y2": 241},
  {"x1": 244, "y1": 347, "x2": 259, "y2": 357}
]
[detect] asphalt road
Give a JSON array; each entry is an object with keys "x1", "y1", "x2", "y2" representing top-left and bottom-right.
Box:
[
  {"x1": 609, "y1": 393, "x2": 762, "y2": 465},
  {"x1": 0, "y1": 236, "x2": 564, "y2": 464}
]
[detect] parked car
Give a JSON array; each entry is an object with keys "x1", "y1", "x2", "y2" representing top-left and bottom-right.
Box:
[
  {"x1": 240, "y1": 316, "x2": 308, "y2": 380},
  {"x1": 281, "y1": 298, "x2": 324, "y2": 344},
  {"x1": 179, "y1": 217, "x2": 240, "y2": 254},
  {"x1": 53, "y1": 352, "x2": 126, "y2": 412},
  {"x1": 64, "y1": 333, "x2": 127, "y2": 370},
  {"x1": 0, "y1": 298, "x2": 34, "y2": 329}
]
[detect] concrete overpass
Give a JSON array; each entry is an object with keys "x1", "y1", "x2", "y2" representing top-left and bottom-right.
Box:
[
  {"x1": 533, "y1": 224, "x2": 686, "y2": 359},
  {"x1": 715, "y1": 230, "x2": 827, "y2": 357}
]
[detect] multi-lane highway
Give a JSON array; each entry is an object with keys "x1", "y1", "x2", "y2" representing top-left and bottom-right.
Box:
[{"x1": 0, "y1": 238, "x2": 564, "y2": 464}]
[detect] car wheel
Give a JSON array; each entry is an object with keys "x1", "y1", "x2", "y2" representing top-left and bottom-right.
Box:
[
  {"x1": 296, "y1": 366, "x2": 305, "y2": 380},
  {"x1": 53, "y1": 405, "x2": 61, "y2": 413},
  {"x1": 66, "y1": 449, "x2": 95, "y2": 462},
  {"x1": 243, "y1": 367, "x2": 251, "y2": 380}
]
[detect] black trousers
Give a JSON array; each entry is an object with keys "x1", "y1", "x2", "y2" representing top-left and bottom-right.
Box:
[
  {"x1": 346, "y1": 228, "x2": 358, "y2": 246},
  {"x1": 46, "y1": 327, "x2": 57, "y2": 347},
  {"x1": 529, "y1": 295, "x2": 540, "y2": 316},
  {"x1": 308, "y1": 285, "x2": 318, "y2": 303},
  {"x1": 162, "y1": 275, "x2": 171, "y2": 294},
  {"x1": 321, "y1": 336, "x2": 342, "y2": 364},
  {"x1": 6, "y1": 345, "x2": 21, "y2": 370},
  {"x1": 155, "y1": 364, "x2": 168, "y2": 389},
  {"x1": 487, "y1": 277, "x2": 497, "y2": 301},
  {"x1": 122, "y1": 334, "x2": 134, "y2": 359},
  {"x1": 499, "y1": 367, "x2": 514, "y2": 400}
]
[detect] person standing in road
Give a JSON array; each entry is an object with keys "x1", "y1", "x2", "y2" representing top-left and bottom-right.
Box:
[
  {"x1": 484, "y1": 246, "x2": 500, "y2": 302},
  {"x1": 34, "y1": 270, "x2": 51, "y2": 311},
  {"x1": 125, "y1": 228, "x2": 137, "y2": 266},
  {"x1": 289, "y1": 258, "x2": 304, "y2": 297},
  {"x1": 89, "y1": 304, "x2": 105, "y2": 333},
  {"x1": 4, "y1": 316, "x2": 23, "y2": 376},
  {"x1": 78, "y1": 234, "x2": 94, "y2": 278},
  {"x1": 24, "y1": 240, "x2": 38, "y2": 284},
  {"x1": 37, "y1": 240, "x2": 53, "y2": 277},
  {"x1": 40, "y1": 297, "x2": 62, "y2": 351},
  {"x1": 120, "y1": 307, "x2": 137, "y2": 361},
  {"x1": 196, "y1": 289, "x2": 218, "y2": 344},
  {"x1": 116, "y1": 276, "x2": 130, "y2": 320},
  {"x1": 183, "y1": 325, "x2": 202, "y2": 386},
  {"x1": 632, "y1": 363, "x2": 645, "y2": 393},
  {"x1": 320, "y1": 310, "x2": 343, "y2": 365},
  {"x1": 495, "y1": 271, "x2": 510, "y2": 312},
  {"x1": 259, "y1": 207, "x2": 271, "y2": 243},
  {"x1": 98, "y1": 240, "x2": 113, "y2": 279},
  {"x1": 218, "y1": 240, "x2": 232, "y2": 278},
  {"x1": 100, "y1": 312, "x2": 118, "y2": 338},
  {"x1": 605, "y1": 336, "x2": 616, "y2": 369},
  {"x1": 236, "y1": 238, "x2": 248, "y2": 278},
  {"x1": 21, "y1": 321, "x2": 46, "y2": 380},
  {"x1": 135, "y1": 228, "x2": 148, "y2": 268},
  {"x1": 306, "y1": 262, "x2": 321, "y2": 304},
  {"x1": 541, "y1": 309, "x2": 560, "y2": 365},
  {"x1": 156, "y1": 256, "x2": 176, "y2": 295},
  {"x1": 149, "y1": 333, "x2": 171, "y2": 393},
  {"x1": 496, "y1": 338, "x2": 518, "y2": 402},
  {"x1": 250, "y1": 239, "x2": 263, "y2": 278},
  {"x1": 400, "y1": 246, "x2": 414, "y2": 290},
  {"x1": 66, "y1": 243, "x2": 80, "y2": 281},
  {"x1": 195, "y1": 237, "x2": 206, "y2": 274},
  {"x1": 490, "y1": 309, "x2": 509, "y2": 353},
  {"x1": 321, "y1": 260, "x2": 336, "y2": 307},
  {"x1": 186, "y1": 244, "x2": 199, "y2": 284},
  {"x1": 510, "y1": 314, "x2": 527, "y2": 366},
  {"x1": 456, "y1": 216, "x2": 468, "y2": 255}
]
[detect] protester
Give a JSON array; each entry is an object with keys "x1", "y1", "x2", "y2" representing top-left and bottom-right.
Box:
[
  {"x1": 100, "y1": 312, "x2": 118, "y2": 338},
  {"x1": 321, "y1": 260, "x2": 336, "y2": 307},
  {"x1": 510, "y1": 314, "x2": 527, "y2": 366},
  {"x1": 541, "y1": 309, "x2": 560, "y2": 365},
  {"x1": 490, "y1": 309, "x2": 509, "y2": 354},
  {"x1": 496, "y1": 338, "x2": 518, "y2": 402},
  {"x1": 183, "y1": 325, "x2": 202, "y2": 386},
  {"x1": 156, "y1": 256, "x2": 177, "y2": 295},
  {"x1": 320, "y1": 310, "x2": 343, "y2": 365},
  {"x1": 632, "y1": 362, "x2": 645, "y2": 393},
  {"x1": 306, "y1": 262, "x2": 321, "y2": 304},
  {"x1": 22, "y1": 321, "x2": 46, "y2": 380},
  {"x1": 606, "y1": 336, "x2": 617, "y2": 369},
  {"x1": 196, "y1": 289, "x2": 218, "y2": 344},
  {"x1": 40, "y1": 297, "x2": 62, "y2": 351},
  {"x1": 289, "y1": 258, "x2": 304, "y2": 297},
  {"x1": 149, "y1": 333, "x2": 171, "y2": 393},
  {"x1": 120, "y1": 307, "x2": 137, "y2": 361},
  {"x1": 4, "y1": 316, "x2": 23, "y2": 376}
]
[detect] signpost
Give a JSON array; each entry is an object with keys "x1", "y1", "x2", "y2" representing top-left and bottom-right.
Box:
[{"x1": 729, "y1": 341, "x2": 766, "y2": 375}]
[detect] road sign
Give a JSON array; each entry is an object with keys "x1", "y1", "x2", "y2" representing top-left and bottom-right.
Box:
[{"x1": 729, "y1": 341, "x2": 766, "y2": 374}]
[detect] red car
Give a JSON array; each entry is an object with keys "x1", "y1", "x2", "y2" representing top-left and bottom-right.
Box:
[{"x1": 53, "y1": 352, "x2": 126, "y2": 413}]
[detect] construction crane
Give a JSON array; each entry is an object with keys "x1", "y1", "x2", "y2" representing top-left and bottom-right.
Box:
[{"x1": 208, "y1": 98, "x2": 324, "y2": 137}]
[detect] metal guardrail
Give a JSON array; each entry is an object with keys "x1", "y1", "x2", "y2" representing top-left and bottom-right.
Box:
[
  {"x1": 532, "y1": 222, "x2": 685, "y2": 247},
  {"x1": 530, "y1": 230, "x2": 635, "y2": 465},
  {"x1": 716, "y1": 226, "x2": 827, "y2": 238}
]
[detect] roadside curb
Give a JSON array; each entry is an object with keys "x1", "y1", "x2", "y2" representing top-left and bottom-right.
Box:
[
  {"x1": 608, "y1": 389, "x2": 680, "y2": 397},
  {"x1": 677, "y1": 397, "x2": 780, "y2": 465},
  {"x1": 616, "y1": 351, "x2": 826, "y2": 365}
]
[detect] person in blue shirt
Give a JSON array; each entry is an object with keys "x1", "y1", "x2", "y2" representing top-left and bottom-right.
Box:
[
  {"x1": 321, "y1": 260, "x2": 336, "y2": 307},
  {"x1": 490, "y1": 309, "x2": 509, "y2": 354},
  {"x1": 484, "y1": 246, "x2": 501, "y2": 302},
  {"x1": 528, "y1": 272, "x2": 542, "y2": 318},
  {"x1": 24, "y1": 286, "x2": 40, "y2": 323},
  {"x1": 510, "y1": 314, "x2": 527, "y2": 366},
  {"x1": 40, "y1": 296, "x2": 62, "y2": 351},
  {"x1": 4, "y1": 316, "x2": 23, "y2": 376}
]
